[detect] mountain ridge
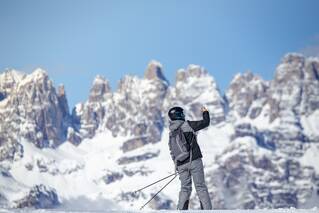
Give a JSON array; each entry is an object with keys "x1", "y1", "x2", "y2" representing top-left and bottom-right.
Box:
[{"x1": 0, "y1": 53, "x2": 318, "y2": 210}]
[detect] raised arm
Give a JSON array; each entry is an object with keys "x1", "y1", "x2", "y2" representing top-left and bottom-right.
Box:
[{"x1": 187, "y1": 107, "x2": 210, "y2": 132}]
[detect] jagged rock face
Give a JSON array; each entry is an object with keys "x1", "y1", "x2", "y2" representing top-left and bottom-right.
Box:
[
  {"x1": 226, "y1": 54, "x2": 319, "y2": 147},
  {"x1": 144, "y1": 60, "x2": 167, "y2": 81},
  {"x1": 73, "y1": 61, "x2": 169, "y2": 150},
  {"x1": 225, "y1": 54, "x2": 319, "y2": 124},
  {"x1": 231, "y1": 123, "x2": 276, "y2": 151},
  {"x1": 163, "y1": 65, "x2": 225, "y2": 124},
  {"x1": 106, "y1": 74, "x2": 167, "y2": 140},
  {"x1": 0, "y1": 125, "x2": 23, "y2": 162},
  {"x1": 0, "y1": 69, "x2": 26, "y2": 99},
  {"x1": 260, "y1": 54, "x2": 319, "y2": 145},
  {"x1": 212, "y1": 55, "x2": 319, "y2": 210},
  {"x1": 208, "y1": 138, "x2": 316, "y2": 209},
  {"x1": 0, "y1": 54, "x2": 318, "y2": 209},
  {"x1": 117, "y1": 151, "x2": 160, "y2": 165},
  {"x1": 302, "y1": 57, "x2": 319, "y2": 114},
  {"x1": 73, "y1": 63, "x2": 225, "y2": 148},
  {"x1": 267, "y1": 54, "x2": 319, "y2": 121},
  {"x1": 88, "y1": 75, "x2": 112, "y2": 103},
  {"x1": 267, "y1": 54, "x2": 306, "y2": 124},
  {"x1": 14, "y1": 184, "x2": 60, "y2": 209},
  {"x1": 107, "y1": 61, "x2": 168, "y2": 150},
  {"x1": 226, "y1": 72, "x2": 269, "y2": 119},
  {"x1": 71, "y1": 75, "x2": 112, "y2": 141},
  {"x1": 57, "y1": 85, "x2": 69, "y2": 120},
  {"x1": 232, "y1": 122, "x2": 308, "y2": 158},
  {"x1": 0, "y1": 137, "x2": 23, "y2": 162},
  {"x1": 0, "y1": 69, "x2": 71, "y2": 149},
  {"x1": 0, "y1": 112, "x2": 15, "y2": 161}
]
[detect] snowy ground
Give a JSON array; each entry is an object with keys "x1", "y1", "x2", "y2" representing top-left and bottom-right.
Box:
[
  {"x1": 0, "y1": 208, "x2": 319, "y2": 213},
  {"x1": 1, "y1": 118, "x2": 318, "y2": 210},
  {"x1": 0, "y1": 123, "x2": 234, "y2": 210}
]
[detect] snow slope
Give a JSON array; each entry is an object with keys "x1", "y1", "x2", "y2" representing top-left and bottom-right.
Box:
[
  {"x1": 0, "y1": 208, "x2": 318, "y2": 213},
  {"x1": 2, "y1": 123, "x2": 233, "y2": 211}
]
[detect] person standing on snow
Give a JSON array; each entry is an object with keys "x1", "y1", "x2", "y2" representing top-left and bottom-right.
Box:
[{"x1": 168, "y1": 106, "x2": 212, "y2": 210}]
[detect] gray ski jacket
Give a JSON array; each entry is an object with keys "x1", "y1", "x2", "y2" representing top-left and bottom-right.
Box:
[{"x1": 168, "y1": 111, "x2": 210, "y2": 166}]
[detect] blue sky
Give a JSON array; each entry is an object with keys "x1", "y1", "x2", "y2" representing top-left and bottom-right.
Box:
[{"x1": 1, "y1": 0, "x2": 319, "y2": 108}]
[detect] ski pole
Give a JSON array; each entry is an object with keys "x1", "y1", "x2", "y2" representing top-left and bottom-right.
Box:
[
  {"x1": 133, "y1": 171, "x2": 178, "y2": 194},
  {"x1": 140, "y1": 173, "x2": 178, "y2": 210}
]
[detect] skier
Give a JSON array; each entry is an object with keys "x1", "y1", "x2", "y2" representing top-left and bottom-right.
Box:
[{"x1": 168, "y1": 106, "x2": 212, "y2": 210}]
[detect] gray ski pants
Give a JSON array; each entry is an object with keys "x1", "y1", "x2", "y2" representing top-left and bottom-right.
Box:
[{"x1": 177, "y1": 158, "x2": 212, "y2": 210}]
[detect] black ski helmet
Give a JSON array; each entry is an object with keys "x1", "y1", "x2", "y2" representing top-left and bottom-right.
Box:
[{"x1": 168, "y1": 106, "x2": 185, "y2": 121}]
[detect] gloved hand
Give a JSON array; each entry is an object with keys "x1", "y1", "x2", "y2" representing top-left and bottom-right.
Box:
[{"x1": 201, "y1": 106, "x2": 208, "y2": 112}]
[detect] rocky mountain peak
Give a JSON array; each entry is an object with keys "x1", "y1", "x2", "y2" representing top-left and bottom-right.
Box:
[
  {"x1": 226, "y1": 71, "x2": 269, "y2": 119},
  {"x1": 1, "y1": 53, "x2": 319, "y2": 209},
  {"x1": 0, "y1": 68, "x2": 72, "y2": 148},
  {"x1": 15, "y1": 68, "x2": 51, "y2": 94},
  {"x1": 274, "y1": 53, "x2": 306, "y2": 83},
  {"x1": 305, "y1": 57, "x2": 319, "y2": 81},
  {"x1": 0, "y1": 69, "x2": 25, "y2": 82},
  {"x1": 89, "y1": 75, "x2": 112, "y2": 103},
  {"x1": 231, "y1": 71, "x2": 254, "y2": 83},
  {"x1": 116, "y1": 75, "x2": 136, "y2": 93},
  {"x1": 164, "y1": 65, "x2": 225, "y2": 124},
  {"x1": 176, "y1": 64, "x2": 209, "y2": 83},
  {"x1": 175, "y1": 69, "x2": 187, "y2": 82},
  {"x1": 109, "y1": 70, "x2": 168, "y2": 145},
  {"x1": 92, "y1": 75, "x2": 108, "y2": 86},
  {"x1": 27, "y1": 68, "x2": 48, "y2": 81},
  {"x1": 281, "y1": 53, "x2": 305, "y2": 65},
  {"x1": 0, "y1": 69, "x2": 26, "y2": 97},
  {"x1": 57, "y1": 84, "x2": 66, "y2": 97},
  {"x1": 57, "y1": 84, "x2": 70, "y2": 119},
  {"x1": 268, "y1": 54, "x2": 319, "y2": 121},
  {"x1": 228, "y1": 71, "x2": 268, "y2": 93},
  {"x1": 72, "y1": 62, "x2": 170, "y2": 150},
  {"x1": 144, "y1": 60, "x2": 167, "y2": 83},
  {"x1": 187, "y1": 64, "x2": 208, "y2": 76}
]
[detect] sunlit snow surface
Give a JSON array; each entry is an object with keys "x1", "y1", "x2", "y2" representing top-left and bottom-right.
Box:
[
  {"x1": 1, "y1": 208, "x2": 319, "y2": 213},
  {"x1": 0, "y1": 123, "x2": 234, "y2": 210}
]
